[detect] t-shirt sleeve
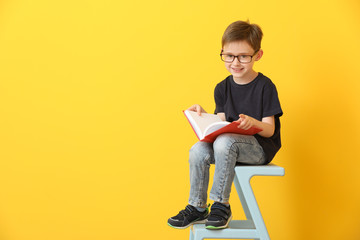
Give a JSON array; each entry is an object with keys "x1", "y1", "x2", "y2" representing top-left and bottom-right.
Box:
[
  {"x1": 262, "y1": 81, "x2": 283, "y2": 118},
  {"x1": 214, "y1": 83, "x2": 225, "y2": 114}
]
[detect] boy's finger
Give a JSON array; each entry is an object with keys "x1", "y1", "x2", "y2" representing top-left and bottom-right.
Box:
[
  {"x1": 238, "y1": 122, "x2": 245, "y2": 128},
  {"x1": 239, "y1": 114, "x2": 246, "y2": 119},
  {"x1": 238, "y1": 119, "x2": 245, "y2": 128},
  {"x1": 188, "y1": 105, "x2": 196, "y2": 112},
  {"x1": 196, "y1": 105, "x2": 202, "y2": 115}
]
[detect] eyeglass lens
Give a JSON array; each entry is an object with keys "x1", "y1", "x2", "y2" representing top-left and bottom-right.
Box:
[{"x1": 221, "y1": 55, "x2": 252, "y2": 63}]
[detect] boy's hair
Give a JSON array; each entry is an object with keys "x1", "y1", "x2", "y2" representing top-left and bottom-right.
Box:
[{"x1": 222, "y1": 20, "x2": 263, "y2": 51}]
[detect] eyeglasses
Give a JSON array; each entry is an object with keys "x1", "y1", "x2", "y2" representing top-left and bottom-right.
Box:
[{"x1": 220, "y1": 50, "x2": 259, "y2": 63}]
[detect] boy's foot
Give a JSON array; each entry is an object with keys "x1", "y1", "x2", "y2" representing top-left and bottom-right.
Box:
[
  {"x1": 205, "y1": 202, "x2": 232, "y2": 230},
  {"x1": 168, "y1": 205, "x2": 209, "y2": 229}
]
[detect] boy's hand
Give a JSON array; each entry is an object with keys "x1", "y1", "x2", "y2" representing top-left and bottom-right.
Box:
[
  {"x1": 236, "y1": 114, "x2": 275, "y2": 138},
  {"x1": 187, "y1": 104, "x2": 207, "y2": 116},
  {"x1": 236, "y1": 114, "x2": 255, "y2": 130}
]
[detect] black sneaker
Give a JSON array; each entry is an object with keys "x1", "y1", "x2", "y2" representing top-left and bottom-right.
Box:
[
  {"x1": 168, "y1": 205, "x2": 209, "y2": 229},
  {"x1": 205, "y1": 202, "x2": 232, "y2": 229}
]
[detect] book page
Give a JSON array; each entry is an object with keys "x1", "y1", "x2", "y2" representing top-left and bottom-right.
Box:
[
  {"x1": 204, "y1": 121, "x2": 230, "y2": 137},
  {"x1": 184, "y1": 110, "x2": 223, "y2": 138}
]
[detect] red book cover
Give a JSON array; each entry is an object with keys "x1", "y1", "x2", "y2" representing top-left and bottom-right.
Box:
[
  {"x1": 201, "y1": 121, "x2": 262, "y2": 143},
  {"x1": 183, "y1": 110, "x2": 262, "y2": 143}
]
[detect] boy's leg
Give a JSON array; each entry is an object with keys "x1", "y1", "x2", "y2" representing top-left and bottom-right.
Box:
[
  {"x1": 209, "y1": 133, "x2": 266, "y2": 203},
  {"x1": 206, "y1": 133, "x2": 266, "y2": 229},
  {"x1": 168, "y1": 141, "x2": 213, "y2": 229},
  {"x1": 188, "y1": 141, "x2": 214, "y2": 208}
]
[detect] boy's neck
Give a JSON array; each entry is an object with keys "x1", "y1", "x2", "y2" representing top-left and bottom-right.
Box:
[{"x1": 233, "y1": 70, "x2": 258, "y2": 85}]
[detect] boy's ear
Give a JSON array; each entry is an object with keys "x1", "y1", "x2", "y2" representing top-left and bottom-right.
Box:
[{"x1": 255, "y1": 49, "x2": 263, "y2": 61}]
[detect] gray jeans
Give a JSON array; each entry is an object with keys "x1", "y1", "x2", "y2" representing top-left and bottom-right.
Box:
[{"x1": 188, "y1": 133, "x2": 266, "y2": 207}]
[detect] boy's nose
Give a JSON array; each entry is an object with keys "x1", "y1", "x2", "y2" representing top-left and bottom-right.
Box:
[{"x1": 232, "y1": 57, "x2": 242, "y2": 65}]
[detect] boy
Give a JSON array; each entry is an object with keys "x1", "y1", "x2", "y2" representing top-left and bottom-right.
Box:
[{"x1": 168, "y1": 20, "x2": 283, "y2": 230}]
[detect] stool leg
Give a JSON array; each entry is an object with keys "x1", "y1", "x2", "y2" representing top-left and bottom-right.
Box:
[
  {"x1": 235, "y1": 169, "x2": 270, "y2": 240},
  {"x1": 233, "y1": 172, "x2": 252, "y2": 221},
  {"x1": 189, "y1": 226, "x2": 194, "y2": 240}
]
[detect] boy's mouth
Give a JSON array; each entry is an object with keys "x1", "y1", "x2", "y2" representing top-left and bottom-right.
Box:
[{"x1": 232, "y1": 68, "x2": 244, "y2": 73}]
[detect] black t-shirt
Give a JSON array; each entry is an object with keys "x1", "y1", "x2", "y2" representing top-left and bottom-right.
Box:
[{"x1": 214, "y1": 72, "x2": 283, "y2": 164}]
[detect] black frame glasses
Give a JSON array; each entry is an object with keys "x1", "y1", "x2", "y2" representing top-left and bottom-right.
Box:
[{"x1": 220, "y1": 50, "x2": 259, "y2": 63}]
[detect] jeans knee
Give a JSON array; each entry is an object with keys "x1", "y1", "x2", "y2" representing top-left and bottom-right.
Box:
[
  {"x1": 213, "y1": 134, "x2": 234, "y2": 155},
  {"x1": 189, "y1": 142, "x2": 212, "y2": 166}
]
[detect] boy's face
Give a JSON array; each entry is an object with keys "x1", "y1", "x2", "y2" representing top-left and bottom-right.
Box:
[{"x1": 222, "y1": 40, "x2": 263, "y2": 83}]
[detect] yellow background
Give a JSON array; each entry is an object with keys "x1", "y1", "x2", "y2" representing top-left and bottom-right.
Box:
[{"x1": 1, "y1": 0, "x2": 360, "y2": 239}]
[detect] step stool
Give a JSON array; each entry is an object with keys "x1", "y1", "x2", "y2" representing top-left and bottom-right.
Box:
[{"x1": 189, "y1": 164, "x2": 285, "y2": 240}]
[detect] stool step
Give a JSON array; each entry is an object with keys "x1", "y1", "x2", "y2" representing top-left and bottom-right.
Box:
[
  {"x1": 191, "y1": 221, "x2": 259, "y2": 239},
  {"x1": 192, "y1": 220, "x2": 255, "y2": 230}
]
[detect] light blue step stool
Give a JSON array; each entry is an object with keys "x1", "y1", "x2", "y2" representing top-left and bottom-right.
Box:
[{"x1": 189, "y1": 164, "x2": 285, "y2": 240}]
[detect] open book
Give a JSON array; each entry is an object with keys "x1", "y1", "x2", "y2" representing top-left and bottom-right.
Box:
[{"x1": 183, "y1": 110, "x2": 262, "y2": 143}]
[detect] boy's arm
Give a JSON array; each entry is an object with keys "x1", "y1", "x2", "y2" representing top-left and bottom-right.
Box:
[{"x1": 236, "y1": 114, "x2": 275, "y2": 138}]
